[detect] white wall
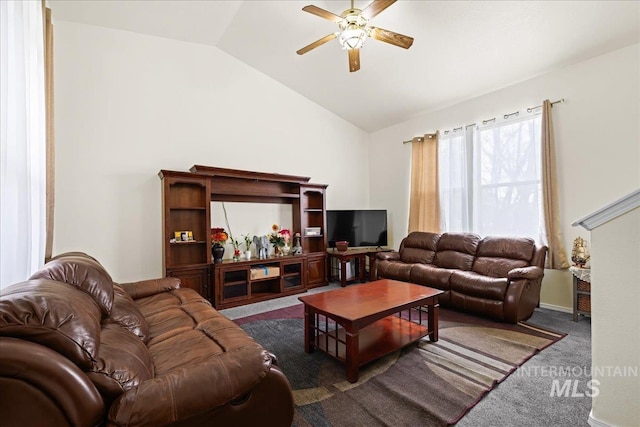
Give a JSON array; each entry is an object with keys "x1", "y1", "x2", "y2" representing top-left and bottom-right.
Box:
[
  {"x1": 370, "y1": 43, "x2": 640, "y2": 310},
  {"x1": 589, "y1": 206, "x2": 640, "y2": 427},
  {"x1": 53, "y1": 22, "x2": 370, "y2": 282}
]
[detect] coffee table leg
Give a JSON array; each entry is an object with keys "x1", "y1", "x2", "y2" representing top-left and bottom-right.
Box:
[
  {"x1": 304, "y1": 305, "x2": 315, "y2": 353},
  {"x1": 345, "y1": 326, "x2": 359, "y2": 383},
  {"x1": 428, "y1": 300, "x2": 439, "y2": 342}
]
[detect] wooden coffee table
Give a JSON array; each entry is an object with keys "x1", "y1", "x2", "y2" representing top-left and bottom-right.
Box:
[{"x1": 298, "y1": 279, "x2": 443, "y2": 383}]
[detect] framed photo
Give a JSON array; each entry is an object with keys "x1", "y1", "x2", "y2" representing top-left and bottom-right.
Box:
[{"x1": 174, "y1": 231, "x2": 193, "y2": 242}]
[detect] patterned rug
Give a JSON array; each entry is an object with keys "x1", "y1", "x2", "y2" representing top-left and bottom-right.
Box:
[{"x1": 236, "y1": 304, "x2": 566, "y2": 426}]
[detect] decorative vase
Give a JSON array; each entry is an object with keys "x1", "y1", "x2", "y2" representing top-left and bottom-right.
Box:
[
  {"x1": 274, "y1": 245, "x2": 280, "y2": 257},
  {"x1": 212, "y1": 244, "x2": 225, "y2": 264},
  {"x1": 233, "y1": 248, "x2": 241, "y2": 262},
  {"x1": 245, "y1": 250, "x2": 251, "y2": 260}
]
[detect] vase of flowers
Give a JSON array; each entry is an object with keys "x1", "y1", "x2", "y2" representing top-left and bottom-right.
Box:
[
  {"x1": 211, "y1": 227, "x2": 229, "y2": 263},
  {"x1": 231, "y1": 238, "x2": 241, "y2": 262},
  {"x1": 269, "y1": 224, "x2": 291, "y2": 257},
  {"x1": 211, "y1": 227, "x2": 229, "y2": 264}
]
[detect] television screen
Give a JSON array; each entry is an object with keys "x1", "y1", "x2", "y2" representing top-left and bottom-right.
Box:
[{"x1": 327, "y1": 210, "x2": 388, "y2": 248}]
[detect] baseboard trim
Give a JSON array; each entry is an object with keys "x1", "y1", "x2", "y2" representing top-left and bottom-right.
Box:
[
  {"x1": 538, "y1": 302, "x2": 573, "y2": 314},
  {"x1": 588, "y1": 410, "x2": 610, "y2": 427}
]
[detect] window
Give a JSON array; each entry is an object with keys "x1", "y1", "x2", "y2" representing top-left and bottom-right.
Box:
[
  {"x1": 439, "y1": 113, "x2": 544, "y2": 243},
  {"x1": 0, "y1": 1, "x2": 47, "y2": 288}
]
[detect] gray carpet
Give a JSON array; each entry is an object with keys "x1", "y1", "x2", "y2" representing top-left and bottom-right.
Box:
[
  {"x1": 222, "y1": 284, "x2": 592, "y2": 426},
  {"x1": 458, "y1": 308, "x2": 592, "y2": 427}
]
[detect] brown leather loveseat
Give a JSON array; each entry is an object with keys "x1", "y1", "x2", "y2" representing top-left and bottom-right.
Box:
[
  {"x1": 374, "y1": 232, "x2": 547, "y2": 323},
  {"x1": 0, "y1": 252, "x2": 294, "y2": 427}
]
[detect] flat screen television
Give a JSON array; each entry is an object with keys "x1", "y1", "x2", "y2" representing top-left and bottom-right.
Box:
[{"x1": 327, "y1": 210, "x2": 388, "y2": 248}]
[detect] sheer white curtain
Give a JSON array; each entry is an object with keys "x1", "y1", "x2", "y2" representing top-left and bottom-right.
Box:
[
  {"x1": 0, "y1": 1, "x2": 47, "y2": 288},
  {"x1": 438, "y1": 127, "x2": 471, "y2": 232},
  {"x1": 438, "y1": 112, "x2": 544, "y2": 245}
]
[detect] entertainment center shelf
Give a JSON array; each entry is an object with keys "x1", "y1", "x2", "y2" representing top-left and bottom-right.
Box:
[
  {"x1": 214, "y1": 255, "x2": 307, "y2": 309},
  {"x1": 159, "y1": 166, "x2": 329, "y2": 309}
]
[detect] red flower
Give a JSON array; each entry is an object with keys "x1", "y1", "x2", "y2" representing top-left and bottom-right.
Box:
[{"x1": 211, "y1": 228, "x2": 229, "y2": 245}]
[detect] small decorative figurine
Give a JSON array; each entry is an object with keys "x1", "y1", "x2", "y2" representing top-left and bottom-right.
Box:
[
  {"x1": 571, "y1": 237, "x2": 590, "y2": 268},
  {"x1": 253, "y1": 235, "x2": 270, "y2": 259},
  {"x1": 292, "y1": 232, "x2": 303, "y2": 255}
]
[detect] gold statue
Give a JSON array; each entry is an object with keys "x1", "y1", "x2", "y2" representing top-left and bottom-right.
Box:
[{"x1": 571, "y1": 237, "x2": 590, "y2": 268}]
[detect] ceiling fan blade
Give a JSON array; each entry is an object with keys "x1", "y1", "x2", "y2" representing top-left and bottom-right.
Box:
[
  {"x1": 369, "y1": 27, "x2": 414, "y2": 49},
  {"x1": 302, "y1": 5, "x2": 343, "y2": 23},
  {"x1": 297, "y1": 33, "x2": 337, "y2": 55},
  {"x1": 361, "y1": 0, "x2": 396, "y2": 20},
  {"x1": 348, "y1": 48, "x2": 360, "y2": 72}
]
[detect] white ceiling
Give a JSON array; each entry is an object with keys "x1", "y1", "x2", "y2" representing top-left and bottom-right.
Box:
[{"x1": 49, "y1": 0, "x2": 640, "y2": 132}]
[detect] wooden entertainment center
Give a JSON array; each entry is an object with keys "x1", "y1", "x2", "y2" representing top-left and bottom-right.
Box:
[{"x1": 159, "y1": 166, "x2": 328, "y2": 309}]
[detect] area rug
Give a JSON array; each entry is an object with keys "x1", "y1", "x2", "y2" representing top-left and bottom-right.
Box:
[{"x1": 235, "y1": 304, "x2": 566, "y2": 427}]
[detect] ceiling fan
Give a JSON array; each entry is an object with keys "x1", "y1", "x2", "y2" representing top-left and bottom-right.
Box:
[{"x1": 296, "y1": 0, "x2": 414, "y2": 72}]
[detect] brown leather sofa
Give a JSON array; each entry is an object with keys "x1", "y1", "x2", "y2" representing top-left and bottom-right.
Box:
[
  {"x1": 374, "y1": 232, "x2": 547, "y2": 323},
  {"x1": 0, "y1": 252, "x2": 294, "y2": 427}
]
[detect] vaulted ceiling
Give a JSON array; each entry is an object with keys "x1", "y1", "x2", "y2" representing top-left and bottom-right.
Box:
[{"x1": 50, "y1": 0, "x2": 640, "y2": 132}]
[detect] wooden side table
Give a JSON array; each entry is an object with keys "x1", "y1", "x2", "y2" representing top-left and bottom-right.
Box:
[
  {"x1": 327, "y1": 250, "x2": 366, "y2": 286},
  {"x1": 326, "y1": 248, "x2": 393, "y2": 286},
  {"x1": 570, "y1": 266, "x2": 591, "y2": 321}
]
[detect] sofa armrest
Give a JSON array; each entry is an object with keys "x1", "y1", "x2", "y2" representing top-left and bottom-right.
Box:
[
  {"x1": 376, "y1": 251, "x2": 400, "y2": 262},
  {"x1": 507, "y1": 266, "x2": 543, "y2": 281},
  {"x1": 118, "y1": 277, "x2": 181, "y2": 300},
  {"x1": 0, "y1": 338, "x2": 104, "y2": 427}
]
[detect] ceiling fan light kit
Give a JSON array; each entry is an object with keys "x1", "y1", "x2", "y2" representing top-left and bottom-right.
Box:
[
  {"x1": 297, "y1": 0, "x2": 413, "y2": 73},
  {"x1": 337, "y1": 9, "x2": 369, "y2": 50}
]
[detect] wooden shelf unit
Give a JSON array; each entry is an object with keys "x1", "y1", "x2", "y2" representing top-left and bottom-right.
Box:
[
  {"x1": 159, "y1": 171, "x2": 211, "y2": 299},
  {"x1": 294, "y1": 184, "x2": 328, "y2": 287},
  {"x1": 160, "y1": 166, "x2": 328, "y2": 307},
  {"x1": 214, "y1": 255, "x2": 308, "y2": 309}
]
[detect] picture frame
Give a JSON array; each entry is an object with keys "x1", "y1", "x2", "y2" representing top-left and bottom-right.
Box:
[{"x1": 174, "y1": 230, "x2": 194, "y2": 242}]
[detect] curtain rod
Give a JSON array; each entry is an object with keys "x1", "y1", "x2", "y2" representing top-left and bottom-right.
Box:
[
  {"x1": 402, "y1": 98, "x2": 564, "y2": 144},
  {"x1": 402, "y1": 133, "x2": 437, "y2": 144}
]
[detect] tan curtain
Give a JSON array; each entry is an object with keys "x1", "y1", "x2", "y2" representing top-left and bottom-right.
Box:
[
  {"x1": 43, "y1": 1, "x2": 55, "y2": 261},
  {"x1": 541, "y1": 100, "x2": 569, "y2": 269},
  {"x1": 408, "y1": 132, "x2": 441, "y2": 233}
]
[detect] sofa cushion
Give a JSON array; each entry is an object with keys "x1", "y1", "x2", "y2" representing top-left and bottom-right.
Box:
[
  {"x1": 376, "y1": 260, "x2": 413, "y2": 282},
  {"x1": 86, "y1": 322, "x2": 154, "y2": 403},
  {"x1": 0, "y1": 279, "x2": 101, "y2": 369},
  {"x1": 450, "y1": 271, "x2": 508, "y2": 301},
  {"x1": 472, "y1": 236, "x2": 535, "y2": 278},
  {"x1": 409, "y1": 264, "x2": 453, "y2": 290},
  {"x1": 105, "y1": 285, "x2": 150, "y2": 343},
  {"x1": 136, "y1": 287, "x2": 267, "y2": 376},
  {"x1": 29, "y1": 255, "x2": 115, "y2": 316},
  {"x1": 433, "y1": 232, "x2": 481, "y2": 270},
  {"x1": 399, "y1": 232, "x2": 441, "y2": 264},
  {"x1": 109, "y1": 345, "x2": 272, "y2": 427},
  {"x1": 450, "y1": 291, "x2": 505, "y2": 321},
  {"x1": 477, "y1": 236, "x2": 536, "y2": 260}
]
